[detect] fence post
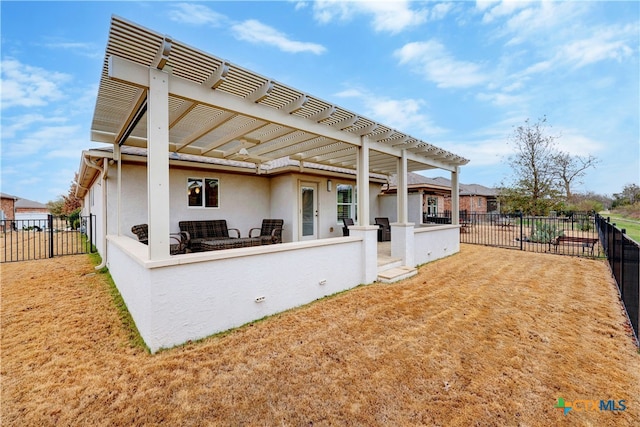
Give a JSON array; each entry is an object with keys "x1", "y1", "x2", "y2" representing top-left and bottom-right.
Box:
[
  {"x1": 90, "y1": 215, "x2": 95, "y2": 253},
  {"x1": 519, "y1": 212, "x2": 523, "y2": 251},
  {"x1": 48, "y1": 215, "x2": 54, "y2": 258}
]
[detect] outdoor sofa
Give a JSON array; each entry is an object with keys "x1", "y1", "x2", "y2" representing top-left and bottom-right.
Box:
[
  {"x1": 179, "y1": 220, "x2": 242, "y2": 252},
  {"x1": 179, "y1": 219, "x2": 284, "y2": 252}
]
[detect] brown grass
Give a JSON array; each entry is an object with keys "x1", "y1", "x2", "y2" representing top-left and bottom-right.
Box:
[{"x1": 2, "y1": 245, "x2": 639, "y2": 426}]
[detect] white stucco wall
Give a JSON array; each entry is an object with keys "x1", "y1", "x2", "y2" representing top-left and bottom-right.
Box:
[
  {"x1": 378, "y1": 193, "x2": 423, "y2": 225},
  {"x1": 103, "y1": 162, "x2": 383, "y2": 245},
  {"x1": 413, "y1": 225, "x2": 460, "y2": 265},
  {"x1": 82, "y1": 176, "x2": 106, "y2": 258},
  {"x1": 109, "y1": 164, "x2": 276, "y2": 241},
  {"x1": 378, "y1": 194, "x2": 397, "y2": 222},
  {"x1": 106, "y1": 235, "x2": 370, "y2": 353}
]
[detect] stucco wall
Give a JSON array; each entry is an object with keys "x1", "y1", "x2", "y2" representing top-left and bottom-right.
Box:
[
  {"x1": 106, "y1": 235, "x2": 369, "y2": 353},
  {"x1": 109, "y1": 164, "x2": 274, "y2": 241},
  {"x1": 82, "y1": 178, "x2": 106, "y2": 258},
  {"x1": 414, "y1": 225, "x2": 460, "y2": 265}
]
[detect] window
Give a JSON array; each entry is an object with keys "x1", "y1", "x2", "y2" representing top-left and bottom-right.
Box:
[
  {"x1": 188, "y1": 177, "x2": 219, "y2": 208},
  {"x1": 337, "y1": 184, "x2": 356, "y2": 222},
  {"x1": 427, "y1": 197, "x2": 438, "y2": 215},
  {"x1": 477, "y1": 197, "x2": 482, "y2": 208}
]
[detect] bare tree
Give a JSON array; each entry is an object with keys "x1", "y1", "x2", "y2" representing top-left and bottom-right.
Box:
[
  {"x1": 552, "y1": 151, "x2": 598, "y2": 200},
  {"x1": 503, "y1": 116, "x2": 561, "y2": 215}
]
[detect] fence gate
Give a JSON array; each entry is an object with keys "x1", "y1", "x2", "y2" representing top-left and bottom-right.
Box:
[{"x1": 1, "y1": 215, "x2": 96, "y2": 262}]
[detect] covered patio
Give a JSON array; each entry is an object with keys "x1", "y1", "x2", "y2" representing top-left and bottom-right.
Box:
[{"x1": 80, "y1": 16, "x2": 469, "y2": 352}]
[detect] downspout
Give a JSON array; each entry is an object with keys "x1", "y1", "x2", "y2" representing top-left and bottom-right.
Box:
[{"x1": 83, "y1": 155, "x2": 107, "y2": 270}]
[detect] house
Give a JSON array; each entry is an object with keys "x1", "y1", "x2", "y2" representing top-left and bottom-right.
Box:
[
  {"x1": 1, "y1": 193, "x2": 18, "y2": 222},
  {"x1": 15, "y1": 197, "x2": 49, "y2": 221},
  {"x1": 1, "y1": 193, "x2": 18, "y2": 232},
  {"x1": 1, "y1": 194, "x2": 50, "y2": 231},
  {"x1": 379, "y1": 173, "x2": 499, "y2": 224},
  {"x1": 76, "y1": 16, "x2": 469, "y2": 353}
]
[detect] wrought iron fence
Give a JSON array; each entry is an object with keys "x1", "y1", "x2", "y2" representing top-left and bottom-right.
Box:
[
  {"x1": 596, "y1": 214, "x2": 639, "y2": 345},
  {"x1": 424, "y1": 211, "x2": 601, "y2": 256},
  {"x1": 1, "y1": 215, "x2": 96, "y2": 262}
]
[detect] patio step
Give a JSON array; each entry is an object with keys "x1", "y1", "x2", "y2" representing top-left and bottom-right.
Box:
[
  {"x1": 377, "y1": 258, "x2": 402, "y2": 272},
  {"x1": 377, "y1": 266, "x2": 417, "y2": 283}
]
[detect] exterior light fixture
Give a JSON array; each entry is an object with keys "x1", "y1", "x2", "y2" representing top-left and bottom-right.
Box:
[{"x1": 327, "y1": 179, "x2": 332, "y2": 192}]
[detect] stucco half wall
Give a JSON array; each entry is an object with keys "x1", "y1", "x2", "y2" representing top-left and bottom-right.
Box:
[
  {"x1": 414, "y1": 225, "x2": 460, "y2": 265},
  {"x1": 106, "y1": 234, "x2": 370, "y2": 353}
]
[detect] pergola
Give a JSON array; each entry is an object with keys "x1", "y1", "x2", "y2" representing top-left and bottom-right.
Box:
[{"x1": 91, "y1": 15, "x2": 469, "y2": 260}]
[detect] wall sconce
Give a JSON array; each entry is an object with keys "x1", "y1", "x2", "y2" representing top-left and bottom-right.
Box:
[{"x1": 327, "y1": 179, "x2": 332, "y2": 192}]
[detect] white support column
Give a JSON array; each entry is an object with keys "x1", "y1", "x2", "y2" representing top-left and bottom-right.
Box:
[
  {"x1": 397, "y1": 150, "x2": 408, "y2": 223},
  {"x1": 114, "y1": 143, "x2": 122, "y2": 236},
  {"x1": 147, "y1": 68, "x2": 171, "y2": 259},
  {"x1": 391, "y1": 149, "x2": 414, "y2": 266},
  {"x1": 357, "y1": 136, "x2": 370, "y2": 227},
  {"x1": 451, "y1": 167, "x2": 460, "y2": 225},
  {"x1": 349, "y1": 226, "x2": 379, "y2": 284}
]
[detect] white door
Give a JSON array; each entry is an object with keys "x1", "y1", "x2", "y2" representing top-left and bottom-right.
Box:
[{"x1": 299, "y1": 182, "x2": 318, "y2": 240}]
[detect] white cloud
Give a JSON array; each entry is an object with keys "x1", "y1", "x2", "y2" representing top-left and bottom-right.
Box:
[
  {"x1": 231, "y1": 20, "x2": 326, "y2": 54},
  {"x1": 169, "y1": 3, "x2": 229, "y2": 26},
  {"x1": 394, "y1": 40, "x2": 488, "y2": 88},
  {"x1": 1, "y1": 58, "x2": 70, "y2": 109},
  {"x1": 42, "y1": 41, "x2": 102, "y2": 60},
  {"x1": 1, "y1": 114, "x2": 66, "y2": 139},
  {"x1": 554, "y1": 129, "x2": 604, "y2": 156},
  {"x1": 170, "y1": 3, "x2": 326, "y2": 54},
  {"x1": 335, "y1": 87, "x2": 446, "y2": 136},
  {"x1": 4, "y1": 125, "x2": 81, "y2": 158},
  {"x1": 476, "y1": 91, "x2": 526, "y2": 107},
  {"x1": 557, "y1": 24, "x2": 636, "y2": 69},
  {"x1": 480, "y1": 0, "x2": 533, "y2": 24},
  {"x1": 311, "y1": 0, "x2": 428, "y2": 34},
  {"x1": 430, "y1": 2, "x2": 455, "y2": 21}
]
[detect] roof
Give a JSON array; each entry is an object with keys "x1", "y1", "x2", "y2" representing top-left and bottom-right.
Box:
[
  {"x1": 90, "y1": 16, "x2": 468, "y2": 179},
  {"x1": 15, "y1": 198, "x2": 48, "y2": 209},
  {"x1": 1, "y1": 193, "x2": 18, "y2": 200},
  {"x1": 77, "y1": 146, "x2": 389, "y2": 198},
  {"x1": 386, "y1": 172, "x2": 497, "y2": 196}
]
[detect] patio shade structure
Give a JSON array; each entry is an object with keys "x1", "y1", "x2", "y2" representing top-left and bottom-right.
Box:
[{"x1": 89, "y1": 15, "x2": 469, "y2": 259}]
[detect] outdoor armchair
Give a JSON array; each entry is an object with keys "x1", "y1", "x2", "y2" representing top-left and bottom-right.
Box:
[
  {"x1": 248, "y1": 219, "x2": 284, "y2": 245},
  {"x1": 374, "y1": 217, "x2": 391, "y2": 242},
  {"x1": 131, "y1": 224, "x2": 190, "y2": 255},
  {"x1": 342, "y1": 218, "x2": 354, "y2": 236}
]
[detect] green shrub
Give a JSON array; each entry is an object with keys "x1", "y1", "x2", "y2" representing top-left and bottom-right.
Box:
[{"x1": 529, "y1": 221, "x2": 564, "y2": 243}]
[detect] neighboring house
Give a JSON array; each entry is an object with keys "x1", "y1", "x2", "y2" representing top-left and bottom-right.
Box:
[
  {"x1": 1, "y1": 193, "x2": 18, "y2": 222},
  {"x1": 1, "y1": 194, "x2": 50, "y2": 231},
  {"x1": 380, "y1": 173, "x2": 499, "y2": 223},
  {"x1": 76, "y1": 16, "x2": 470, "y2": 352},
  {"x1": 15, "y1": 198, "x2": 49, "y2": 221}
]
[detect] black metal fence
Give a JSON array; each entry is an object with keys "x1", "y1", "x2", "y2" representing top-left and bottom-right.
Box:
[
  {"x1": 595, "y1": 214, "x2": 639, "y2": 345},
  {"x1": 426, "y1": 211, "x2": 601, "y2": 256},
  {"x1": 1, "y1": 215, "x2": 96, "y2": 262}
]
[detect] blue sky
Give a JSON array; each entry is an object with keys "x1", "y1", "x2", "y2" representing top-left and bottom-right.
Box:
[{"x1": 1, "y1": 1, "x2": 638, "y2": 204}]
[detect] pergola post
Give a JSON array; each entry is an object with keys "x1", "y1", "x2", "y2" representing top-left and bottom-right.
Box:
[
  {"x1": 391, "y1": 149, "x2": 414, "y2": 267},
  {"x1": 451, "y1": 167, "x2": 460, "y2": 225},
  {"x1": 357, "y1": 136, "x2": 370, "y2": 227},
  {"x1": 397, "y1": 150, "x2": 408, "y2": 223},
  {"x1": 147, "y1": 67, "x2": 171, "y2": 259},
  {"x1": 114, "y1": 142, "x2": 122, "y2": 236}
]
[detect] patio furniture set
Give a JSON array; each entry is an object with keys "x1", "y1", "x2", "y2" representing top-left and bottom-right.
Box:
[
  {"x1": 342, "y1": 217, "x2": 391, "y2": 242},
  {"x1": 132, "y1": 219, "x2": 283, "y2": 254}
]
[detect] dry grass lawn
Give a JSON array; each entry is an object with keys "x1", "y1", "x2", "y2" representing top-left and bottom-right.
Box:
[{"x1": 2, "y1": 244, "x2": 639, "y2": 426}]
